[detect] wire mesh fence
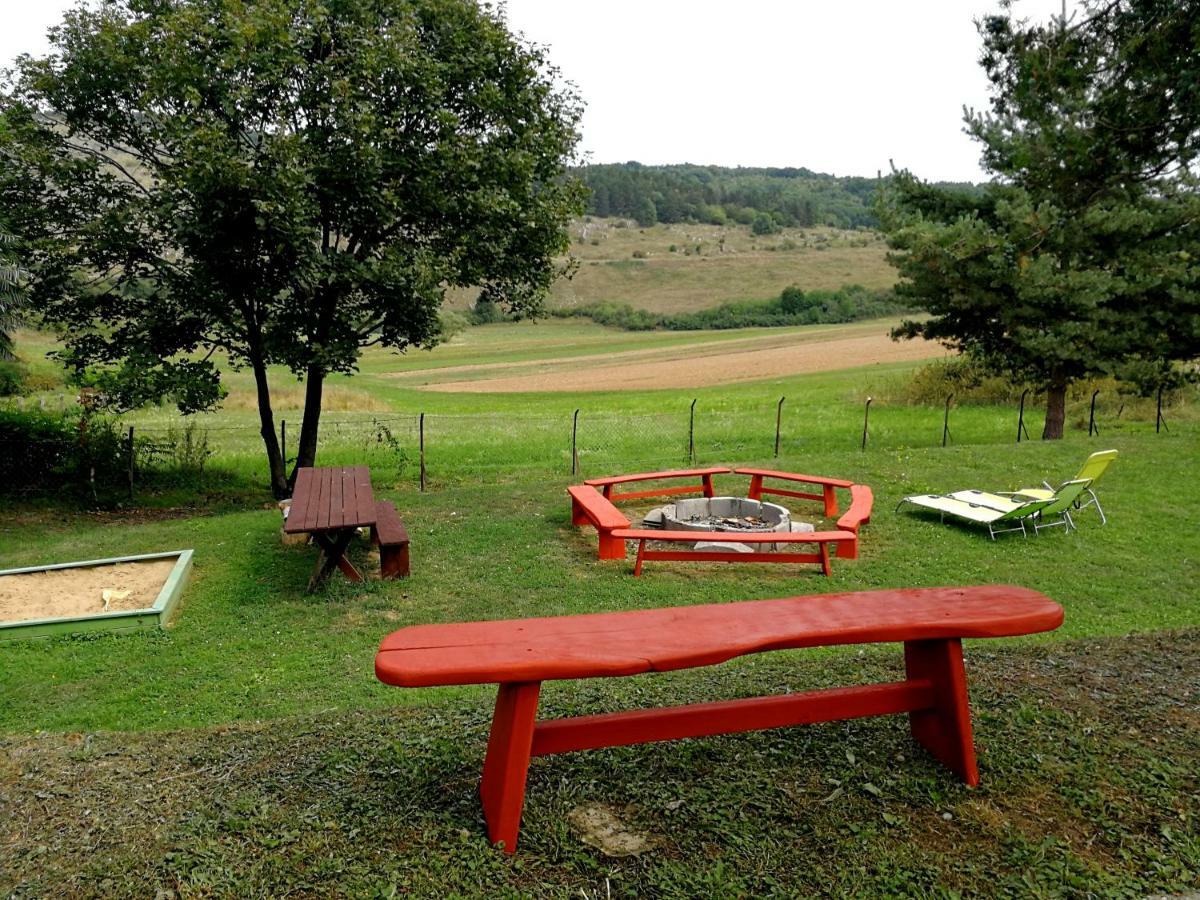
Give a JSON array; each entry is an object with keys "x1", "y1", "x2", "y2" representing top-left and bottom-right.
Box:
[{"x1": 1, "y1": 387, "x2": 1190, "y2": 500}]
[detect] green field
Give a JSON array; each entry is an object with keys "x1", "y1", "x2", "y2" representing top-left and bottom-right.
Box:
[{"x1": 2, "y1": 317, "x2": 1198, "y2": 896}]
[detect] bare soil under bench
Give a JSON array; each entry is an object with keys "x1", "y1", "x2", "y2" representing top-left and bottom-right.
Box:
[{"x1": 0, "y1": 559, "x2": 176, "y2": 624}]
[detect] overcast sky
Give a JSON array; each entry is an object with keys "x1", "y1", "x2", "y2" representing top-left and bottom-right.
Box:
[{"x1": 2, "y1": 0, "x2": 1079, "y2": 183}]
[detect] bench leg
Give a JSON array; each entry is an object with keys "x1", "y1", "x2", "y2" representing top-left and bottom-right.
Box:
[
  {"x1": 598, "y1": 529, "x2": 626, "y2": 560},
  {"x1": 904, "y1": 639, "x2": 979, "y2": 786},
  {"x1": 836, "y1": 530, "x2": 858, "y2": 560},
  {"x1": 819, "y1": 542, "x2": 832, "y2": 576},
  {"x1": 702, "y1": 474, "x2": 715, "y2": 498},
  {"x1": 571, "y1": 496, "x2": 589, "y2": 527},
  {"x1": 822, "y1": 484, "x2": 840, "y2": 518},
  {"x1": 747, "y1": 474, "x2": 763, "y2": 501},
  {"x1": 380, "y1": 542, "x2": 410, "y2": 579},
  {"x1": 480, "y1": 681, "x2": 541, "y2": 854},
  {"x1": 632, "y1": 539, "x2": 646, "y2": 576}
]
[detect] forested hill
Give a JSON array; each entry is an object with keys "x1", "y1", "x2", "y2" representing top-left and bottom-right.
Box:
[{"x1": 576, "y1": 162, "x2": 977, "y2": 231}]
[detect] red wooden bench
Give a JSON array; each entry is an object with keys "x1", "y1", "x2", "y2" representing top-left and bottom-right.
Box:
[
  {"x1": 567, "y1": 485, "x2": 631, "y2": 560},
  {"x1": 375, "y1": 585, "x2": 1063, "y2": 853},
  {"x1": 612, "y1": 527, "x2": 854, "y2": 576},
  {"x1": 835, "y1": 484, "x2": 874, "y2": 560},
  {"x1": 585, "y1": 467, "x2": 731, "y2": 502},
  {"x1": 373, "y1": 499, "x2": 410, "y2": 578},
  {"x1": 738, "y1": 467, "x2": 854, "y2": 518}
]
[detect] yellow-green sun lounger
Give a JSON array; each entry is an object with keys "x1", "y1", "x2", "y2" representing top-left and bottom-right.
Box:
[
  {"x1": 896, "y1": 494, "x2": 1052, "y2": 540},
  {"x1": 1013, "y1": 450, "x2": 1118, "y2": 524}
]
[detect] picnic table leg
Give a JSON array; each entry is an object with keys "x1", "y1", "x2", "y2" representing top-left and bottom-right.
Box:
[
  {"x1": 480, "y1": 681, "x2": 541, "y2": 854},
  {"x1": 822, "y1": 484, "x2": 840, "y2": 518},
  {"x1": 308, "y1": 531, "x2": 361, "y2": 591},
  {"x1": 903, "y1": 639, "x2": 979, "y2": 786},
  {"x1": 702, "y1": 474, "x2": 715, "y2": 498}
]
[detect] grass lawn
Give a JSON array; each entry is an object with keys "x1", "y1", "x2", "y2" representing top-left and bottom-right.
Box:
[
  {"x1": 2, "y1": 426, "x2": 1198, "y2": 895},
  {"x1": 1, "y1": 334, "x2": 1198, "y2": 896}
]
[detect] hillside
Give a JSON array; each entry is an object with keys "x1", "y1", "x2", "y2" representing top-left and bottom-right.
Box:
[{"x1": 447, "y1": 218, "x2": 896, "y2": 315}]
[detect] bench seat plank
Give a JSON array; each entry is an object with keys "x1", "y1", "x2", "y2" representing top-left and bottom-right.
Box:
[
  {"x1": 612, "y1": 529, "x2": 852, "y2": 543},
  {"x1": 375, "y1": 585, "x2": 1062, "y2": 687},
  {"x1": 585, "y1": 467, "x2": 731, "y2": 487},
  {"x1": 735, "y1": 467, "x2": 855, "y2": 488}
]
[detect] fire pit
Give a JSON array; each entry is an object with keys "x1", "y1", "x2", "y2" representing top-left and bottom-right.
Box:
[{"x1": 642, "y1": 496, "x2": 814, "y2": 550}]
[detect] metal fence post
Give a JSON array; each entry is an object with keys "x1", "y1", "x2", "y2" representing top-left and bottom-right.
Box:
[
  {"x1": 861, "y1": 397, "x2": 872, "y2": 451},
  {"x1": 1156, "y1": 385, "x2": 1169, "y2": 433},
  {"x1": 571, "y1": 409, "x2": 580, "y2": 475},
  {"x1": 942, "y1": 394, "x2": 953, "y2": 447},
  {"x1": 774, "y1": 396, "x2": 785, "y2": 458},
  {"x1": 280, "y1": 419, "x2": 287, "y2": 466},
  {"x1": 1088, "y1": 390, "x2": 1100, "y2": 437},
  {"x1": 419, "y1": 413, "x2": 427, "y2": 490},
  {"x1": 1017, "y1": 389, "x2": 1031, "y2": 442},
  {"x1": 688, "y1": 399, "x2": 697, "y2": 463}
]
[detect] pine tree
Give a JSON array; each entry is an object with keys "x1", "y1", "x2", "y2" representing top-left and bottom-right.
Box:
[{"x1": 878, "y1": 0, "x2": 1200, "y2": 438}]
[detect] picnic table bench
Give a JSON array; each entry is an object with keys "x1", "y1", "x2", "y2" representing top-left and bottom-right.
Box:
[
  {"x1": 585, "y1": 467, "x2": 731, "y2": 502},
  {"x1": 285, "y1": 465, "x2": 409, "y2": 589},
  {"x1": 375, "y1": 584, "x2": 1063, "y2": 852}
]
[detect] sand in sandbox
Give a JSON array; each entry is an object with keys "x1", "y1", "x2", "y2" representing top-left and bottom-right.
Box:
[{"x1": 0, "y1": 559, "x2": 178, "y2": 624}]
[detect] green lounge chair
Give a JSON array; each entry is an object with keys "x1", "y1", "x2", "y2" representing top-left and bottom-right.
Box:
[
  {"x1": 896, "y1": 493, "x2": 1052, "y2": 540},
  {"x1": 948, "y1": 480, "x2": 1092, "y2": 534},
  {"x1": 1013, "y1": 449, "x2": 1118, "y2": 524}
]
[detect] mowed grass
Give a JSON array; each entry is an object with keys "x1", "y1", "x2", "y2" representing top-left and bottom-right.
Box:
[
  {"x1": 442, "y1": 219, "x2": 896, "y2": 314},
  {"x1": 1, "y1": 430, "x2": 1197, "y2": 734},
  {"x1": 3, "y1": 323, "x2": 1198, "y2": 896},
  {"x1": 1, "y1": 429, "x2": 1198, "y2": 897}
]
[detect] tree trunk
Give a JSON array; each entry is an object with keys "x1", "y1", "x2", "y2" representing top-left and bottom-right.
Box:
[
  {"x1": 291, "y1": 363, "x2": 325, "y2": 486},
  {"x1": 251, "y1": 355, "x2": 290, "y2": 499},
  {"x1": 1042, "y1": 379, "x2": 1068, "y2": 440}
]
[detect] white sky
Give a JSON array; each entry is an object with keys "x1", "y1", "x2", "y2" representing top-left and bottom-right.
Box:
[{"x1": 2, "y1": 0, "x2": 1079, "y2": 183}]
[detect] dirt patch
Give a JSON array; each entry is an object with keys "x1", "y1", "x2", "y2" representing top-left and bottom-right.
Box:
[
  {"x1": 0, "y1": 559, "x2": 176, "y2": 623},
  {"x1": 566, "y1": 802, "x2": 659, "y2": 857},
  {"x1": 418, "y1": 331, "x2": 946, "y2": 393}
]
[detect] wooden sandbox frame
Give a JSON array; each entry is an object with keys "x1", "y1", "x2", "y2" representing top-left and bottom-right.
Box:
[{"x1": 0, "y1": 549, "x2": 193, "y2": 641}]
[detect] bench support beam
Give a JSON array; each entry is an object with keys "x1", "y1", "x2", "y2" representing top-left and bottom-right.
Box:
[{"x1": 531, "y1": 679, "x2": 934, "y2": 758}]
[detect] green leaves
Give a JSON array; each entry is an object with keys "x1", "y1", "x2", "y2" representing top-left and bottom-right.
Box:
[
  {"x1": 878, "y1": 1, "x2": 1200, "y2": 435},
  {"x1": 0, "y1": 0, "x2": 584, "y2": 483}
]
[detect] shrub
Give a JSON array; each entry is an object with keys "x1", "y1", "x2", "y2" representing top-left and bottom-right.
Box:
[
  {"x1": 0, "y1": 408, "x2": 127, "y2": 495},
  {"x1": 0, "y1": 360, "x2": 26, "y2": 396}
]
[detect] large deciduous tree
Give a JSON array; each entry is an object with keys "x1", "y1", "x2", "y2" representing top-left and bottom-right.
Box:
[
  {"x1": 0, "y1": 0, "x2": 585, "y2": 495},
  {"x1": 878, "y1": 0, "x2": 1200, "y2": 438}
]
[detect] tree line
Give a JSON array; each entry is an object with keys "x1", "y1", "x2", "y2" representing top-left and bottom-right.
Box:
[{"x1": 576, "y1": 162, "x2": 977, "y2": 231}]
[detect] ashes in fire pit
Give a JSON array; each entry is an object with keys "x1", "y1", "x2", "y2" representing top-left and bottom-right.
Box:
[{"x1": 642, "y1": 497, "x2": 815, "y2": 551}]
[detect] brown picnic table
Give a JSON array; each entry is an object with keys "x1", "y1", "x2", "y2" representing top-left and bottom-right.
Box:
[{"x1": 285, "y1": 465, "x2": 377, "y2": 591}]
